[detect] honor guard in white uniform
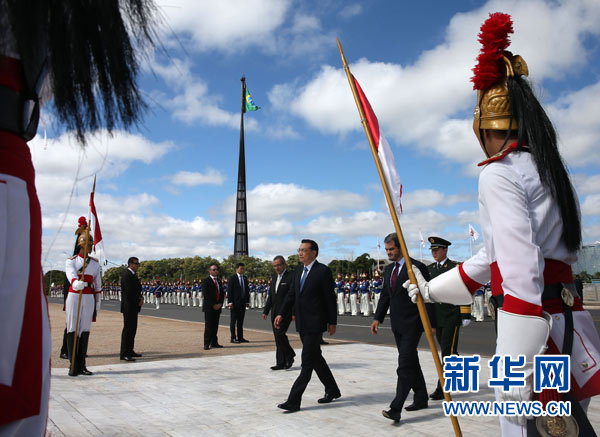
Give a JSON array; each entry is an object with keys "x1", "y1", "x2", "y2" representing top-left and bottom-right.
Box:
[
  {"x1": 371, "y1": 270, "x2": 383, "y2": 313},
  {"x1": 359, "y1": 273, "x2": 372, "y2": 316},
  {"x1": 65, "y1": 227, "x2": 102, "y2": 377},
  {"x1": 335, "y1": 273, "x2": 346, "y2": 315},
  {"x1": 348, "y1": 274, "x2": 358, "y2": 316},
  {"x1": 405, "y1": 13, "x2": 600, "y2": 436}
]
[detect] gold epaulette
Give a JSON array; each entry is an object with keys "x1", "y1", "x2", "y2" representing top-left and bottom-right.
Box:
[{"x1": 460, "y1": 305, "x2": 471, "y2": 313}]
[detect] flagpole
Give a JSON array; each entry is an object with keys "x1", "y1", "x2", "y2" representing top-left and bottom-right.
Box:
[{"x1": 337, "y1": 38, "x2": 462, "y2": 437}]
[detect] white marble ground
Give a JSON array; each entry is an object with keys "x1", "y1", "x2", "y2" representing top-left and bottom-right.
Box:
[{"x1": 47, "y1": 343, "x2": 599, "y2": 436}]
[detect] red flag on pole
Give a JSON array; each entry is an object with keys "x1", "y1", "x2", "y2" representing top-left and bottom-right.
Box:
[
  {"x1": 352, "y1": 75, "x2": 403, "y2": 213},
  {"x1": 89, "y1": 190, "x2": 103, "y2": 251}
]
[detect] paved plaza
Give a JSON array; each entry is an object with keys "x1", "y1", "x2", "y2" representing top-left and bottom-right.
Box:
[{"x1": 47, "y1": 342, "x2": 600, "y2": 436}]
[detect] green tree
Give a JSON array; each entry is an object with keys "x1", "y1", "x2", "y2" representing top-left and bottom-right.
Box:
[
  {"x1": 103, "y1": 265, "x2": 127, "y2": 283},
  {"x1": 44, "y1": 270, "x2": 67, "y2": 294}
]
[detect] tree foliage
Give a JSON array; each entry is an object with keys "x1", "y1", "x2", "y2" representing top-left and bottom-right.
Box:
[
  {"x1": 44, "y1": 270, "x2": 67, "y2": 294},
  {"x1": 327, "y1": 253, "x2": 377, "y2": 278}
]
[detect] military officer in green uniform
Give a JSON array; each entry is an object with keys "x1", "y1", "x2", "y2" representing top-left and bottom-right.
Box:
[{"x1": 427, "y1": 236, "x2": 471, "y2": 401}]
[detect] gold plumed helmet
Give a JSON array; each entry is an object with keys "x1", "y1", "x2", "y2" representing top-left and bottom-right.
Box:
[
  {"x1": 337, "y1": 273, "x2": 342, "y2": 279},
  {"x1": 374, "y1": 270, "x2": 381, "y2": 278},
  {"x1": 471, "y1": 13, "x2": 528, "y2": 157},
  {"x1": 75, "y1": 217, "x2": 93, "y2": 253}
]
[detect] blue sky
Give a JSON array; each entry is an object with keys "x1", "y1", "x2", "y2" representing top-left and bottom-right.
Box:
[{"x1": 33, "y1": 0, "x2": 600, "y2": 271}]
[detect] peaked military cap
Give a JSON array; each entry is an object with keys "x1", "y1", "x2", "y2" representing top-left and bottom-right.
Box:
[{"x1": 428, "y1": 236, "x2": 451, "y2": 249}]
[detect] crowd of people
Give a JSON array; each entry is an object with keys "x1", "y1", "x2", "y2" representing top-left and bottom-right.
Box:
[{"x1": 49, "y1": 270, "x2": 494, "y2": 321}]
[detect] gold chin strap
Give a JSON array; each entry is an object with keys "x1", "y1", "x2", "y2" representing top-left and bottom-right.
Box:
[{"x1": 472, "y1": 54, "x2": 529, "y2": 157}]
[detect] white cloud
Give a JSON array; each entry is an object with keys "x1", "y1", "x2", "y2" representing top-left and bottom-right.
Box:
[
  {"x1": 151, "y1": 57, "x2": 258, "y2": 131},
  {"x1": 549, "y1": 81, "x2": 600, "y2": 167},
  {"x1": 338, "y1": 4, "x2": 362, "y2": 19},
  {"x1": 581, "y1": 194, "x2": 600, "y2": 216},
  {"x1": 170, "y1": 169, "x2": 226, "y2": 186},
  {"x1": 402, "y1": 189, "x2": 472, "y2": 212},
  {"x1": 271, "y1": 0, "x2": 600, "y2": 170},
  {"x1": 572, "y1": 174, "x2": 600, "y2": 196},
  {"x1": 223, "y1": 183, "x2": 369, "y2": 220},
  {"x1": 158, "y1": 0, "x2": 291, "y2": 53}
]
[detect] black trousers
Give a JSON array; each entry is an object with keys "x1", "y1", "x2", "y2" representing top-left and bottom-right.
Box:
[
  {"x1": 287, "y1": 332, "x2": 339, "y2": 406},
  {"x1": 390, "y1": 328, "x2": 428, "y2": 410},
  {"x1": 272, "y1": 316, "x2": 295, "y2": 366},
  {"x1": 230, "y1": 305, "x2": 246, "y2": 340},
  {"x1": 120, "y1": 311, "x2": 139, "y2": 357},
  {"x1": 433, "y1": 325, "x2": 460, "y2": 392},
  {"x1": 204, "y1": 309, "x2": 221, "y2": 347}
]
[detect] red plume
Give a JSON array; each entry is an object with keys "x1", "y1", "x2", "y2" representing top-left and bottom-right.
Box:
[
  {"x1": 471, "y1": 12, "x2": 513, "y2": 90},
  {"x1": 78, "y1": 216, "x2": 88, "y2": 228}
]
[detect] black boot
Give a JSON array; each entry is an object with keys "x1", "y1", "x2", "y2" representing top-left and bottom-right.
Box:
[
  {"x1": 79, "y1": 332, "x2": 93, "y2": 376},
  {"x1": 60, "y1": 327, "x2": 69, "y2": 359},
  {"x1": 67, "y1": 332, "x2": 79, "y2": 377}
]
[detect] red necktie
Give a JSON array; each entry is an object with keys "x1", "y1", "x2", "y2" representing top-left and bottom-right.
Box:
[
  {"x1": 214, "y1": 278, "x2": 219, "y2": 301},
  {"x1": 390, "y1": 262, "x2": 400, "y2": 292}
]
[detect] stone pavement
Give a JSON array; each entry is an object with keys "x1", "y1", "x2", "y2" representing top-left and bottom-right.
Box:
[{"x1": 47, "y1": 343, "x2": 599, "y2": 436}]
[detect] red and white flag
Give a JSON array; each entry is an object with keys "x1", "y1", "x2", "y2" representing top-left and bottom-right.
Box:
[
  {"x1": 353, "y1": 75, "x2": 402, "y2": 214},
  {"x1": 89, "y1": 191, "x2": 103, "y2": 252},
  {"x1": 419, "y1": 230, "x2": 425, "y2": 247},
  {"x1": 468, "y1": 224, "x2": 480, "y2": 241}
]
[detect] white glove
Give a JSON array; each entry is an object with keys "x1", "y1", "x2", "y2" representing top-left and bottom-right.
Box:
[
  {"x1": 403, "y1": 267, "x2": 432, "y2": 303},
  {"x1": 72, "y1": 280, "x2": 85, "y2": 291},
  {"x1": 462, "y1": 319, "x2": 471, "y2": 327},
  {"x1": 95, "y1": 297, "x2": 102, "y2": 312},
  {"x1": 495, "y1": 309, "x2": 552, "y2": 425},
  {"x1": 403, "y1": 266, "x2": 472, "y2": 305}
]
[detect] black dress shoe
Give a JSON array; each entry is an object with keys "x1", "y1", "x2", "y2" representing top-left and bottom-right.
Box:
[
  {"x1": 131, "y1": 352, "x2": 142, "y2": 358},
  {"x1": 238, "y1": 338, "x2": 250, "y2": 343},
  {"x1": 429, "y1": 389, "x2": 444, "y2": 400},
  {"x1": 284, "y1": 358, "x2": 294, "y2": 369},
  {"x1": 317, "y1": 392, "x2": 341, "y2": 404},
  {"x1": 121, "y1": 356, "x2": 136, "y2": 362},
  {"x1": 231, "y1": 338, "x2": 239, "y2": 343},
  {"x1": 80, "y1": 367, "x2": 94, "y2": 376},
  {"x1": 320, "y1": 340, "x2": 329, "y2": 345},
  {"x1": 270, "y1": 365, "x2": 285, "y2": 370},
  {"x1": 203, "y1": 346, "x2": 211, "y2": 350},
  {"x1": 277, "y1": 402, "x2": 300, "y2": 412},
  {"x1": 60, "y1": 352, "x2": 69, "y2": 360},
  {"x1": 211, "y1": 344, "x2": 223, "y2": 348},
  {"x1": 382, "y1": 408, "x2": 401, "y2": 422},
  {"x1": 404, "y1": 401, "x2": 428, "y2": 411}
]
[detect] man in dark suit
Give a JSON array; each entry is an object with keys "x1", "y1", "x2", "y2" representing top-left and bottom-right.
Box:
[
  {"x1": 263, "y1": 256, "x2": 295, "y2": 370},
  {"x1": 228, "y1": 262, "x2": 250, "y2": 343},
  {"x1": 427, "y1": 236, "x2": 471, "y2": 401},
  {"x1": 371, "y1": 233, "x2": 435, "y2": 423},
  {"x1": 120, "y1": 257, "x2": 143, "y2": 362},
  {"x1": 275, "y1": 239, "x2": 340, "y2": 412},
  {"x1": 202, "y1": 264, "x2": 224, "y2": 350}
]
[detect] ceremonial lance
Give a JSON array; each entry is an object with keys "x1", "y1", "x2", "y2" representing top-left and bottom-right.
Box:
[{"x1": 337, "y1": 38, "x2": 462, "y2": 437}]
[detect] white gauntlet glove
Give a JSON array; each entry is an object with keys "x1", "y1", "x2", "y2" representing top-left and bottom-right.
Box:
[
  {"x1": 402, "y1": 266, "x2": 472, "y2": 305},
  {"x1": 495, "y1": 309, "x2": 552, "y2": 425},
  {"x1": 462, "y1": 319, "x2": 471, "y2": 327},
  {"x1": 72, "y1": 280, "x2": 85, "y2": 291}
]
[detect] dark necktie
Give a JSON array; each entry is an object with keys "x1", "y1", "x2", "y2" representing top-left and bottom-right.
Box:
[
  {"x1": 214, "y1": 278, "x2": 219, "y2": 301},
  {"x1": 300, "y1": 267, "x2": 308, "y2": 292},
  {"x1": 390, "y1": 262, "x2": 400, "y2": 291}
]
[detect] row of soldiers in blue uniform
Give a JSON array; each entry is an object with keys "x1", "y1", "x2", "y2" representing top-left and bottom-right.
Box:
[
  {"x1": 111, "y1": 278, "x2": 272, "y2": 310},
  {"x1": 335, "y1": 272, "x2": 385, "y2": 317}
]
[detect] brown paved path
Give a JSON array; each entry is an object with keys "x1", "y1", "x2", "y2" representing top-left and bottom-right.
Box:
[{"x1": 49, "y1": 302, "x2": 332, "y2": 368}]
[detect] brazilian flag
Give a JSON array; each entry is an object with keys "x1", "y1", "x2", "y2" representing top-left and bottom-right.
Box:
[{"x1": 244, "y1": 88, "x2": 260, "y2": 112}]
